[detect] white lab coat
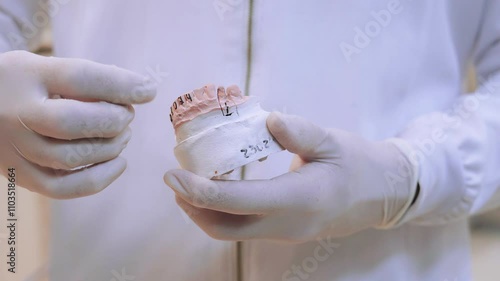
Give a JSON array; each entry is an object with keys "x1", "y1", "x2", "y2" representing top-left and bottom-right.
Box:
[{"x1": 1, "y1": 0, "x2": 500, "y2": 280}]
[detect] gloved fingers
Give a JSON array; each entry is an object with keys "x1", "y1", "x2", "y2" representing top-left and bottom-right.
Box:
[
  {"x1": 289, "y1": 155, "x2": 307, "y2": 171},
  {"x1": 266, "y1": 112, "x2": 334, "y2": 161},
  {"x1": 15, "y1": 127, "x2": 132, "y2": 170},
  {"x1": 15, "y1": 156, "x2": 127, "y2": 199},
  {"x1": 175, "y1": 195, "x2": 272, "y2": 241},
  {"x1": 36, "y1": 55, "x2": 156, "y2": 104},
  {"x1": 165, "y1": 168, "x2": 322, "y2": 215},
  {"x1": 18, "y1": 99, "x2": 134, "y2": 139},
  {"x1": 166, "y1": 169, "x2": 269, "y2": 215}
]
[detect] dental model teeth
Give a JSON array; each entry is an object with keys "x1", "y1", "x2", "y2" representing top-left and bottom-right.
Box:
[{"x1": 170, "y1": 84, "x2": 284, "y2": 179}]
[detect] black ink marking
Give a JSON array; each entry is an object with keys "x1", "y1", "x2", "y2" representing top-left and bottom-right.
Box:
[
  {"x1": 263, "y1": 139, "x2": 270, "y2": 148},
  {"x1": 217, "y1": 86, "x2": 240, "y2": 117},
  {"x1": 241, "y1": 137, "x2": 273, "y2": 159},
  {"x1": 241, "y1": 149, "x2": 249, "y2": 158},
  {"x1": 224, "y1": 102, "x2": 233, "y2": 116}
]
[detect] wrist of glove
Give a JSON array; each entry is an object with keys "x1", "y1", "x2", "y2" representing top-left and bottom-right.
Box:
[{"x1": 165, "y1": 112, "x2": 419, "y2": 242}]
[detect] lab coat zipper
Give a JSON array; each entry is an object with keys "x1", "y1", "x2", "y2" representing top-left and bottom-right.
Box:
[
  {"x1": 236, "y1": 1, "x2": 254, "y2": 281},
  {"x1": 236, "y1": 241, "x2": 243, "y2": 281}
]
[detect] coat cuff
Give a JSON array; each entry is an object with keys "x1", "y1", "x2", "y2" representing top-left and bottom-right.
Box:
[{"x1": 390, "y1": 111, "x2": 484, "y2": 225}]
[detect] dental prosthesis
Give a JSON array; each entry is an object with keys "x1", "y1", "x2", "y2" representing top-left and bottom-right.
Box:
[{"x1": 170, "y1": 84, "x2": 284, "y2": 179}]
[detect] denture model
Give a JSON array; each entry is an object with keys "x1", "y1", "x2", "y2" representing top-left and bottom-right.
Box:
[{"x1": 170, "y1": 84, "x2": 284, "y2": 179}]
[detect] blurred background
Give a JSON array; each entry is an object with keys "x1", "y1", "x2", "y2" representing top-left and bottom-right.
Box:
[{"x1": 0, "y1": 28, "x2": 499, "y2": 281}]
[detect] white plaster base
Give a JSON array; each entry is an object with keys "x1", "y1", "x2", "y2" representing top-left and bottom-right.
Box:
[{"x1": 174, "y1": 99, "x2": 284, "y2": 178}]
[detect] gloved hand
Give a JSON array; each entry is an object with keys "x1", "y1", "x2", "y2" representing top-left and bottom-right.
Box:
[
  {"x1": 164, "y1": 112, "x2": 419, "y2": 242},
  {"x1": 0, "y1": 51, "x2": 156, "y2": 199}
]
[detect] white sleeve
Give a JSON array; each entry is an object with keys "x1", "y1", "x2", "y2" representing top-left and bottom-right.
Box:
[
  {"x1": 398, "y1": 0, "x2": 500, "y2": 225},
  {"x1": 0, "y1": 0, "x2": 48, "y2": 52}
]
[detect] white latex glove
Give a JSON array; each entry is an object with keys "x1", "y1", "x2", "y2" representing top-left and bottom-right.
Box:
[
  {"x1": 164, "y1": 112, "x2": 419, "y2": 242},
  {"x1": 0, "y1": 51, "x2": 156, "y2": 199}
]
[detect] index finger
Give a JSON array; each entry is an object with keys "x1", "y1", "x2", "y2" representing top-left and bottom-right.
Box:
[
  {"x1": 37, "y1": 56, "x2": 156, "y2": 105},
  {"x1": 164, "y1": 168, "x2": 321, "y2": 215}
]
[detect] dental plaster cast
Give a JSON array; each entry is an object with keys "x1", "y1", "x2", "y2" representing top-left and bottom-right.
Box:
[{"x1": 170, "y1": 84, "x2": 284, "y2": 179}]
